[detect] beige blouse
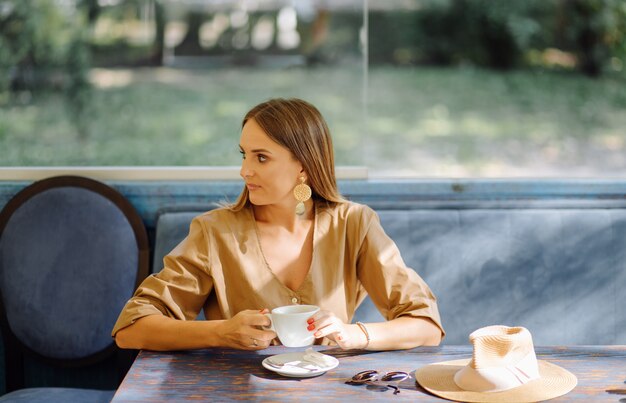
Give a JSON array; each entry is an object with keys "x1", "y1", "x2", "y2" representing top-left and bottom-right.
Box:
[{"x1": 112, "y1": 201, "x2": 444, "y2": 340}]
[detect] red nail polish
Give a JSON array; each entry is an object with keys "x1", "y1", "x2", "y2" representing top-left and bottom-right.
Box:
[
  {"x1": 307, "y1": 318, "x2": 314, "y2": 324},
  {"x1": 307, "y1": 324, "x2": 315, "y2": 331}
]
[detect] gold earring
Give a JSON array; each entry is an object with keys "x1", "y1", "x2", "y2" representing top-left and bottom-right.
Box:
[{"x1": 293, "y1": 177, "x2": 312, "y2": 216}]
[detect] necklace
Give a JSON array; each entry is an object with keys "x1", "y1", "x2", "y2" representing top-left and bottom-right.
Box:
[{"x1": 250, "y1": 204, "x2": 316, "y2": 287}]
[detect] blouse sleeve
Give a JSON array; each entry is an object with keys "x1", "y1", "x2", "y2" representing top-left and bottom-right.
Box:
[
  {"x1": 111, "y1": 216, "x2": 213, "y2": 337},
  {"x1": 355, "y1": 205, "x2": 445, "y2": 337}
]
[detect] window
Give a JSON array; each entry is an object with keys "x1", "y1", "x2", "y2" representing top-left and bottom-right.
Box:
[{"x1": 2, "y1": 0, "x2": 625, "y2": 178}]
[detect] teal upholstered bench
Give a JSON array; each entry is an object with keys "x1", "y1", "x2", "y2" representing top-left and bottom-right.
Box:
[{"x1": 151, "y1": 186, "x2": 626, "y2": 345}]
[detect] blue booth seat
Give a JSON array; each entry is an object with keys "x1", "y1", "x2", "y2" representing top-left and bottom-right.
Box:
[
  {"x1": 0, "y1": 176, "x2": 149, "y2": 402},
  {"x1": 151, "y1": 202, "x2": 626, "y2": 346}
]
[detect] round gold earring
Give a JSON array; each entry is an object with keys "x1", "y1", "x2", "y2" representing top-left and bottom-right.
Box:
[{"x1": 293, "y1": 177, "x2": 312, "y2": 216}]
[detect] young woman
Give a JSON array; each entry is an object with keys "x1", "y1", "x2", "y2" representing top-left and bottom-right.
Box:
[{"x1": 113, "y1": 98, "x2": 444, "y2": 351}]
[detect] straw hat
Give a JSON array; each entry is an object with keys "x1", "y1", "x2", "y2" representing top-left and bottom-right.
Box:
[{"x1": 415, "y1": 326, "x2": 577, "y2": 403}]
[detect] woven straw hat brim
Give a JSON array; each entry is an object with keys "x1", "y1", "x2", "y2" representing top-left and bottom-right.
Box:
[{"x1": 415, "y1": 359, "x2": 577, "y2": 403}]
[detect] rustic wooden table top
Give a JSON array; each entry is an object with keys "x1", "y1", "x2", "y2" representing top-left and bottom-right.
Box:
[{"x1": 111, "y1": 345, "x2": 626, "y2": 402}]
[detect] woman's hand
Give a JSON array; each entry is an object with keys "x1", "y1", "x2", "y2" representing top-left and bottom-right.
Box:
[
  {"x1": 217, "y1": 309, "x2": 277, "y2": 350},
  {"x1": 307, "y1": 310, "x2": 368, "y2": 350}
]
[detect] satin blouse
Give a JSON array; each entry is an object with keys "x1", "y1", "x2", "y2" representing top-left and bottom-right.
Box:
[{"x1": 112, "y1": 201, "x2": 444, "y2": 340}]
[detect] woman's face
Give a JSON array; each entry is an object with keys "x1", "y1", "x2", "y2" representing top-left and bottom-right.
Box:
[{"x1": 239, "y1": 118, "x2": 304, "y2": 208}]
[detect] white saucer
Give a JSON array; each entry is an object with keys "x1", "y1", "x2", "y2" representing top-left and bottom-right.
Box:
[{"x1": 262, "y1": 351, "x2": 339, "y2": 378}]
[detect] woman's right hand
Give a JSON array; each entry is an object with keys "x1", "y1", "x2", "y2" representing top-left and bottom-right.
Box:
[{"x1": 218, "y1": 309, "x2": 277, "y2": 350}]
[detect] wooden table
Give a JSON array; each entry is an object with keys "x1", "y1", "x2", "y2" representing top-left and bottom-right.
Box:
[{"x1": 111, "y1": 345, "x2": 626, "y2": 402}]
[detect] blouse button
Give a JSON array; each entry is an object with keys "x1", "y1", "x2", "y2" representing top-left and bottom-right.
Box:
[{"x1": 291, "y1": 297, "x2": 299, "y2": 304}]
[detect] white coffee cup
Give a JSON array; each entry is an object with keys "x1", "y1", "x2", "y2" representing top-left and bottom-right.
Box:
[{"x1": 265, "y1": 305, "x2": 320, "y2": 347}]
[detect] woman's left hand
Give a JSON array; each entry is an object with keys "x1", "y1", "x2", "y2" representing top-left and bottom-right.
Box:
[{"x1": 307, "y1": 310, "x2": 367, "y2": 350}]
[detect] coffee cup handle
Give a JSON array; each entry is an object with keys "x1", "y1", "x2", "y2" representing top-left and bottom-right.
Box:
[{"x1": 263, "y1": 313, "x2": 275, "y2": 331}]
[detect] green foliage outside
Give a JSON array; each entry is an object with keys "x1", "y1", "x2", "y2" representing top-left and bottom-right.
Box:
[
  {"x1": 1, "y1": 0, "x2": 626, "y2": 176},
  {"x1": 0, "y1": 0, "x2": 90, "y2": 94},
  {"x1": 367, "y1": 0, "x2": 626, "y2": 75},
  {"x1": 2, "y1": 66, "x2": 625, "y2": 176}
]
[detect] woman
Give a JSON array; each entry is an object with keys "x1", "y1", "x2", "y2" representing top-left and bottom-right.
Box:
[{"x1": 113, "y1": 98, "x2": 444, "y2": 351}]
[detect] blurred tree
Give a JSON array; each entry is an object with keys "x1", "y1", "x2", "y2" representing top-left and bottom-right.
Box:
[
  {"x1": 368, "y1": 11, "x2": 422, "y2": 65},
  {"x1": 301, "y1": 9, "x2": 332, "y2": 65},
  {"x1": 0, "y1": 0, "x2": 90, "y2": 95},
  {"x1": 0, "y1": 0, "x2": 92, "y2": 139},
  {"x1": 174, "y1": 11, "x2": 205, "y2": 56},
  {"x1": 368, "y1": 0, "x2": 547, "y2": 69},
  {"x1": 87, "y1": 0, "x2": 164, "y2": 66},
  {"x1": 77, "y1": 0, "x2": 101, "y2": 25},
  {"x1": 560, "y1": 0, "x2": 626, "y2": 77},
  {"x1": 418, "y1": 0, "x2": 545, "y2": 70},
  {"x1": 368, "y1": 0, "x2": 625, "y2": 76},
  {"x1": 463, "y1": 0, "x2": 539, "y2": 69},
  {"x1": 152, "y1": 0, "x2": 165, "y2": 65}
]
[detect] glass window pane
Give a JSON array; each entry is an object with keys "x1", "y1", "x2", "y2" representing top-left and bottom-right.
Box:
[{"x1": 2, "y1": 0, "x2": 625, "y2": 178}]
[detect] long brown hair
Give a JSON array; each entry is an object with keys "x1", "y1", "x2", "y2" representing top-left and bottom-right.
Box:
[{"x1": 230, "y1": 98, "x2": 344, "y2": 211}]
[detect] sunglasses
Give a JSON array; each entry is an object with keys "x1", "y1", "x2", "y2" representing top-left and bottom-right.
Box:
[{"x1": 345, "y1": 370, "x2": 411, "y2": 395}]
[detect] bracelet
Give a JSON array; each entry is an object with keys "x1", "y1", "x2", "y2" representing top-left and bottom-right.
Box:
[{"x1": 356, "y1": 321, "x2": 370, "y2": 349}]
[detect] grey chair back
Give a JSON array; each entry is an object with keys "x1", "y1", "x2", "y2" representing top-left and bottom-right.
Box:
[{"x1": 0, "y1": 176, "x2": 149, "y2": 397}]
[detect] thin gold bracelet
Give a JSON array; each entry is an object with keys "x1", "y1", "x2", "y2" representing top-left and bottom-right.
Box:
[{"x1": 356, "y1": 321, "x2": 370, "y2": 349}]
